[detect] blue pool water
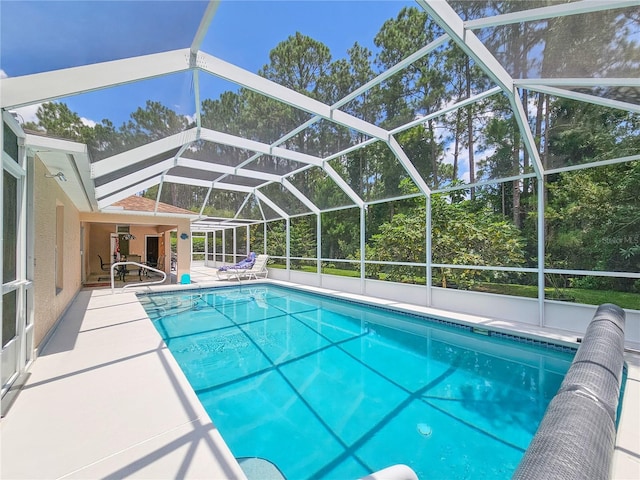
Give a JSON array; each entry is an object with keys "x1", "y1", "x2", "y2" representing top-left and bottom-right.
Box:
[{"x1": 138, "y1": 285, "x2": 574, "y2": 479}]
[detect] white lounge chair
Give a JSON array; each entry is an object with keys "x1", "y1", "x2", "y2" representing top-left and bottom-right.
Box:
[
  {"x1": 227, "y1": 254, "x2": 269, "y2": 281},
  {"x1": 216, "y1": 252, "x2": 256, "y2": 280}
]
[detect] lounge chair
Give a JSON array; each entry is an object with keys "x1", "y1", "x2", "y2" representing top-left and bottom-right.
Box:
[
  {"x1": 216, "y1": 252, "x2": 256, "y2": 280},
  {"x1": 226, "y1": 254, "x2": 269, "y2": 281}
]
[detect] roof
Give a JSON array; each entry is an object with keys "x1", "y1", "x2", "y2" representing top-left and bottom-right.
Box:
[{"x1": 111, "y1": 195, "x2": 196, "y2": 216}]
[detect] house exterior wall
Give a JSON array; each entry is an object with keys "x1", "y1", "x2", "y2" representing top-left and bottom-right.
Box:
[
  {"x1": 80, "y1": 212, "x2": 191, "y2": 277},
  {"x1": 33, "y1": 157, "x2": 82, "y2": 349}
]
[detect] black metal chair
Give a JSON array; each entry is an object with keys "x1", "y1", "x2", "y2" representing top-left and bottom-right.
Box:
[{"x1": 97, "y1": 254, "x2": 112, "y2": 281}]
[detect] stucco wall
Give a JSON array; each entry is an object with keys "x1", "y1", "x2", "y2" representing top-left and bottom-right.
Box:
[
  {"x1": 34, "y1": 158, "x2": 82, "y2": 348},
  {"x1": 87, "y1": 223, "x2": 172, "y2": 276},
  {"x1": 80, "y1": 212, "x2": 191, "y2": 277}
]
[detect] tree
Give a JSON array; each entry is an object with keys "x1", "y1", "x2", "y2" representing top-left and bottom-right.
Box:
[
  {"x1": 27, "y1": 102, "x2": 94, "y2": 143},
  {"x1": 366, "y1": 194, "x2": 526, "y2": 287}
]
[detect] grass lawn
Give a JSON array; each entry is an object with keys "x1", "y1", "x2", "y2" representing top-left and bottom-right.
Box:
[{"x1": 474, "y1": 282, "x2": 640, "y2": 310}]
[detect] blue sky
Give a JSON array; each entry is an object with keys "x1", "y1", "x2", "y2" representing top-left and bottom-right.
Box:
[{"x1": 2, "y1": 1, "x2": 413, "y2": 126}]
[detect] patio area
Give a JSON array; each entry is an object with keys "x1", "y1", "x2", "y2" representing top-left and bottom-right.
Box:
[{"x1": 1, "y1": 272, "x2": 639, "y2": 479}]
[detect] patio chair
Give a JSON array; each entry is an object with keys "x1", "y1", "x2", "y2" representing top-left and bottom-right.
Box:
[
  {"x1": 97, "y1": 254, "x2": 112, "y2": 281},
  {"x1": 216, "y1": 252, "x2": 256, "y2": 280},
  {"x1": 143, "y1": 255, "x2": 165, "y2": 278},
  {"x1": 227, "y1": 254, "x2": 269, "y2": 281}
]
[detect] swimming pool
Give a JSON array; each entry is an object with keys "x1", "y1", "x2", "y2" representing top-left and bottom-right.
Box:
[{"x1": 138, "y1": 285, "x2": 574, "y2": 479}]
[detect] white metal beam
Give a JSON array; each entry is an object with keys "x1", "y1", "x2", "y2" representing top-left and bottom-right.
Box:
[
  {"x1": 324, "y1": 138, "x2": 380, "y2": 162},
  {"x1": 544, "y1": 153, "x2": 640, "y2": 175},
  {"x1": 200, "y1": 127, "x2": 270, "y2": 155},
  {"x1": 163, "y1": 174, "x2": 211, "y2": 188},
  {"x1": 282, "y1": 179, "x2": 320, "y2": 214},
  {"x1": 24, "y1": 134, "x2": 88, "y2": 154},
  {"x1": 271, "y1": 146, "x2": 324, "y2": 167},
  {"x1": 200, "y1": 128, "x2": 324, "y2": 166},
  {"x1": 391, "y1": 86, "x2": 502, "y2": 135},
  {"x1": 255, "y1": 190, "x2": 289, "y2": 219},
  {"x1": 209, "y1": 36, "x2": 456, "y2": 214},
  {"x1": 163, "y1": 174, "x2": 257, "y2": 195},
  {"x1": 418, "y1": 0, "x2": 544, "y2": 178},
  {"x1": 199, "y1": 187, "x2": 213, "y2": 217},
  {"x1": 509, "y1": 95, "x2": 545, "y2": 176},
  {"x1": 232, "y1": 193, "x2": 253, "y2": 220},
  {"x1": 94, "y1": 158, "x2": 175, "y2": 198},
  {"x1": 196, "y1": 52, "x2": 390, "y2": 140},
  {"x1": 514, "y1": 78, "x2": 640, "y2": 87},
  {"x1": 417, "y1": 0, "x2": 514, "y2": 92},
  {"x1": 518, "y1": 84, "x2": 640, "y2": 114},
  {"x1": 97, "y1": 175, "x2": 162, "y2": 209},
  {"x1": 322, "y1": 162, "x2": 364, "y2": 208},
  {"x1": 178, "y1": 157, "x2": 283, "y2": 182},
  {"x1": 1, "y1": 49, "x2": 191, "y2": 109},
  {"x1": 190, "y1": 1, "x2": 221, "y2": 54},
  {"x1": 333, "y1": 35, "x2": 450, "y2": 110},
  {"x1": 177, "y1": 157, "x2": 235, "y2": 175},
  {"x1": 466, "y1": 0, "x2": 639, "y2": 29},
  {"x1": 211, "y1": 182, "x2": 255, "y2": 193},
  {"x1": 91, "y1": 129, "x2": 198, "y2": 178},
  {"x1": 237, "y1": 169, "x2": 282, "y2": 183},
  {"x1": 387, "y1": 136, "x2": 432, "y2": 196}
]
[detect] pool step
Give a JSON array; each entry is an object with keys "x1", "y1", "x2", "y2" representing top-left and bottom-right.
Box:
[{"x1": 237, "y1": 457, "x2": 286, "y2": 480}]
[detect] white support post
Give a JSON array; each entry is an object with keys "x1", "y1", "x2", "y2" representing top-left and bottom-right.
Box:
[
  {"x1": 538, "y1": 179, "x2": 545, "y2": 327},
  {"x1": 317, "y1": 213, "x2": 322, "y2": 283},
  {"x1": 222, "y1": 229, "x2": 226, "y2": 264},
  {"x1": 246, "y1": 225, "x2": 250, "y2": 255},
  {"x1": 426, "y1": 195, "x2": 432, "y2": 307},
  {"x1": 233, "y1": 227, "x2": 237, "y2": 263},
  {"x1": 360, "y1": 206, "x2": 366, "y2": 294},
  {"x1": 286, "y1": 218, "x2": 291, "y2": 278},
  {"x1": 213, "y1": 231, "x2": 217, "y2": 266},
  {"x1": 263, "y1": 222, "x2": 267, "y2": 256},
  {"x1": 204, "y1": 231, "x2": 209, "y2": 266}
]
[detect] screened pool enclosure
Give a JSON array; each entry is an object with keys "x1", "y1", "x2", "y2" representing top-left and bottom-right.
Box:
[{"x1": 2, "y1": 1, "x2": 639, "y2": 319}]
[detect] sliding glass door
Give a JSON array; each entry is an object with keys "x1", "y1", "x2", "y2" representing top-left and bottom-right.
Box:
[{"x1": 1, "y1": 112, "x2": 33, "y2": 406}]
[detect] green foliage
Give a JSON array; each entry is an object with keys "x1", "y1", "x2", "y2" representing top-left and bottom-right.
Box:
[
  {"x1": 545, "y1": 161, "x2": 640, "y2": 290},
  {"x1": 290, "y1": 215, "x2": 316, "y2": 262},
  {"x1": 25, "y1": 8, "x2": 638, "y2": 300},
  {"x1": 363, "y1": 194, "x2": 526, "y2": 287}
]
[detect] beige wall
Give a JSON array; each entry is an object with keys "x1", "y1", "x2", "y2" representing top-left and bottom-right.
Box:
[
  {"x1": 34, "y1": 157, "x2": 82, "y2": 348},
  {"x1": 86, "y1": 224, "x2": 173, "y2": 275},
  {"x1": 31, "y1": 167, "x2": 194, "y2": 349},
  {"x1": 80, "y1": 212, "x2": 191, "y2": 277}
]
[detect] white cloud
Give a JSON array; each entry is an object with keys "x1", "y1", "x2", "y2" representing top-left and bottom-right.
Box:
[
  {"x1": 0, "y1": 69, "x2": 7, "y2": 79},
  {"x1": 183, "y1": 113, "x2": 196, "y2": 124},
  {"x1": 11, "y1": 104, "x2": 41, "y2": 124},
  {"x1": 81, "y1": 117, "x2": 96, "y2": 128}
]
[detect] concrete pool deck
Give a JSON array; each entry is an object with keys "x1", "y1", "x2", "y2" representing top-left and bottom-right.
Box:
[{"x1": 1, "y1": 269, "x2": 639, "y2": 479}]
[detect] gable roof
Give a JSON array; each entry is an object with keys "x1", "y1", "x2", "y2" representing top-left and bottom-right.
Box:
[{"x1": 112, "y1": 195, "x2": 196, "y2": 216}]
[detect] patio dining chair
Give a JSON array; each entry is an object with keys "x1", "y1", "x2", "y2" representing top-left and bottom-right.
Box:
[{"x1": 97, "y1": 254, "x2": 112, "y2": 281}]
